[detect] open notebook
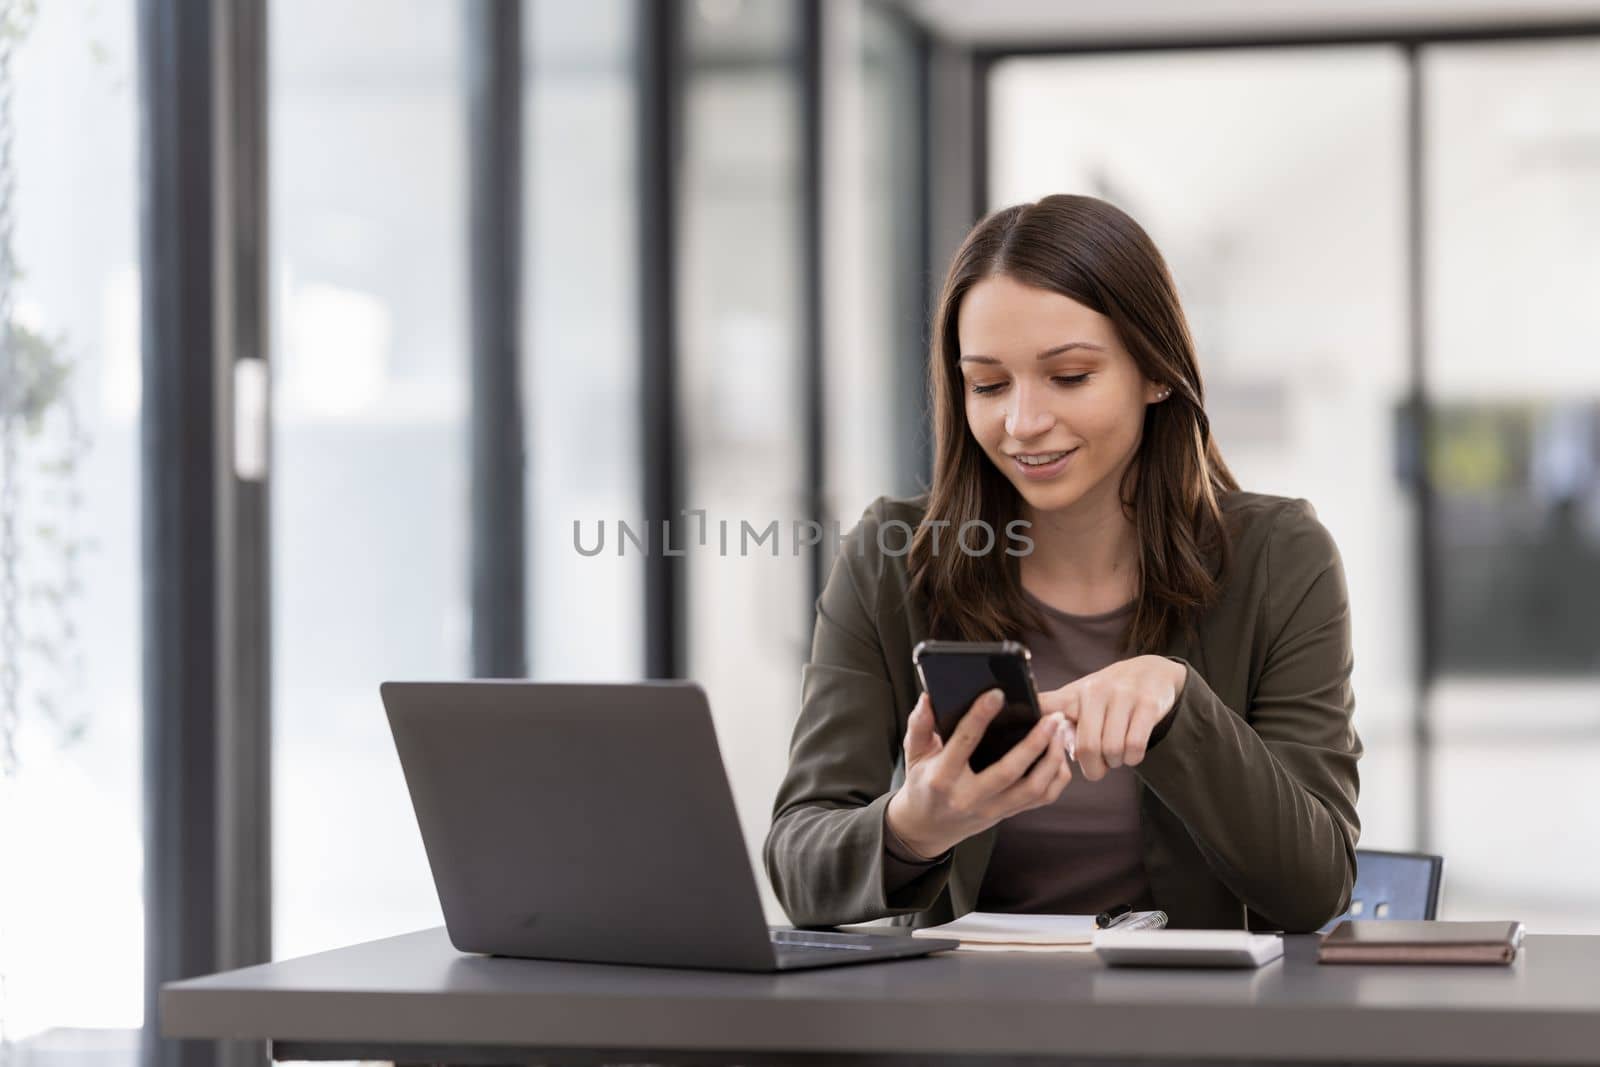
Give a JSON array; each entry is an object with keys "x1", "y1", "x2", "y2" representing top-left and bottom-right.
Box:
[{"x1": 910, "y1": 910, "x2": 1167, "y2": 952}]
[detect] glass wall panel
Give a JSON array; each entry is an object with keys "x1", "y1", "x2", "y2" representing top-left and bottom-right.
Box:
[
  {"x1": 989, "y1": 49, "x2": 1416, "y2": 850},
  {"x1": 825, "y1": 1, "x2": 926, "y2": 525},
  {"x1": 271, "y1": 0, "x2": 468, "y2": 959},
  {"x1": 1425, "y1": 39, "x2": 1600, "y2": 932},
  {"x1": 681, "y1": 0, "x2": 808, "y2": 919},
  {"x1": 1, "y1": 0, "x2": 142, "y2": 1057},
  {"x1": 860, "y1": 5, "x2": 928, "y2": 499},
  {"x1": 525, "y1": 0, "x2": 641, "y2": 679}
]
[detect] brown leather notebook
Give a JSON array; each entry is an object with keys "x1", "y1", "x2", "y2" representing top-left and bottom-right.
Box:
[{"x1": 1318, "y1": 921, "x2": 1525, "y2": 965}]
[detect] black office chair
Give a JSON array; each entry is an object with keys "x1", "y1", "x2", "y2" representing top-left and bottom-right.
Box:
[{"x1": 1319, "y1": 848, "x2": 1444, "y2": 933}]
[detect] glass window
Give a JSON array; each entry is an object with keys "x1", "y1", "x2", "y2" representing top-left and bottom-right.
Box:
[
  {"x1": 0, "y1": 0, "x2": 142, "y2": 1056},
  {"x1": 1425, "y1": 39, "x2": 1600, "y2": 933},
  {"x1": 826, "y1": 2, "x2": 927, "y2": 523},
  {"x1": 270, "y1": 0, "x2": 468, "y2": 959},
  {"x1": 989, "y1": 48, "x2": 1416, "y2": 850},
  {"x1": 860, "y1": 5, "x2": 928, "y2": 499},
  {"x1": 681, "y1": 0, "x2": 808, "y2": 920},
  {"x1": 525, "y1": 0, "x2": 640, "y2": 679}
]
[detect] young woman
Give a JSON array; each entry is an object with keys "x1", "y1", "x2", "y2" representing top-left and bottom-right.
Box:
[{"x1": 763, "y1": 194, "x2": 1361, "y2": 933}]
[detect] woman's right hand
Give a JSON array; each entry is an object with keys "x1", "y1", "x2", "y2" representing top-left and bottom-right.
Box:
[{"x1": 884, "y1": 689, "x2": 1073, "y2": 860}]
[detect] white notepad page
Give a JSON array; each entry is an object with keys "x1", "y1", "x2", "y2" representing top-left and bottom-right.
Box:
[{"x1": 910, "y1": 912, "x2": 1102, "y2": 946}]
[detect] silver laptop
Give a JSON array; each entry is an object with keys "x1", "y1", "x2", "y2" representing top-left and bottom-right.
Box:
[{"x1": 379, "y1": 680, "x2": 958, "y2": 971}]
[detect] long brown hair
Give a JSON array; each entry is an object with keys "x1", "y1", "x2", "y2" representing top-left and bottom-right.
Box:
[{"x1": 908, "y1": 194, "x2": 1238, "y2": 654}]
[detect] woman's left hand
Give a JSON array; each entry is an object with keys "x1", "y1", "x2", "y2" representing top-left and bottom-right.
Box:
[{"x1": 1037, "y1": 656, "x2": 1188, "y2": 781}]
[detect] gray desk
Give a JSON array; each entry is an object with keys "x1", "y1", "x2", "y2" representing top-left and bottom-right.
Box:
[{"x1": 162, "y1": 927, "x2": 1600, "y2": 1066}]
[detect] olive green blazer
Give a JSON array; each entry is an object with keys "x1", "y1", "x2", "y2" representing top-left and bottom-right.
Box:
[{"x1": 762, "y1": 491, "x2": 1362, "y2": 934}]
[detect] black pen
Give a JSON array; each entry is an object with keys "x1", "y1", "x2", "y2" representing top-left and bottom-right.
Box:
[{"x1": 1095, "y1": 904, "x2": 1133, "y2": 929}]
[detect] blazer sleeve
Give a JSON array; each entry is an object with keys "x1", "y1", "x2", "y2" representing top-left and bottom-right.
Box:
[
  {"x1": 762, "y1": 506, "x2": 953, "y2": 927},
  {"x1": 1136, "y1": 499, "x2": 1363, "y2": 933}
]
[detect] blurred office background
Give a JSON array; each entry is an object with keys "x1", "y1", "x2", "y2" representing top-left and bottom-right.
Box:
[{"x1": 5, "y1": 0, "x2": 1600, "y2": 1063}]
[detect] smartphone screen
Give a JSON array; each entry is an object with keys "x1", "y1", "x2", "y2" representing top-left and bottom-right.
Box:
[{"x1": 912, "y1": 640, "x2": 1043, "y2": 773}]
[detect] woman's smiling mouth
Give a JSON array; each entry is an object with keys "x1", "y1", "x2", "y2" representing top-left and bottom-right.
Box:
[{"x1": 1008, "y1": 448, "x2": 1078, "y2": 478}]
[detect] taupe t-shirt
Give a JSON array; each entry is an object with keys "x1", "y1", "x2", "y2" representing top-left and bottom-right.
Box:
[{"x1": 884, "y1": 589, "x2": 1154, "y2": 914}]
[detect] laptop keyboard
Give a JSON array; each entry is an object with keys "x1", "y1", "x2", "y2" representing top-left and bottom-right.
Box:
[{"x1": 770, "y1": 929, "x2": 876, "y2": 951}]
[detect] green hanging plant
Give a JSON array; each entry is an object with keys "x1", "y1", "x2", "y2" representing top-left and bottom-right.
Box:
[
  {"x1": 1, "y1": 321, "x2": 70, "y2": 431},
  {"x1": 0, "y1": 322, "x2": 92, "y2": 773},
  {"x1": 0, "y1": 0, "x2": 95, "y2": 776}
]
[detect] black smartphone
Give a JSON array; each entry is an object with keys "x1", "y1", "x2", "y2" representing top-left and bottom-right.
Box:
[{"x1": 911, "y1": 639, "x2": 1044, "y2": 773}]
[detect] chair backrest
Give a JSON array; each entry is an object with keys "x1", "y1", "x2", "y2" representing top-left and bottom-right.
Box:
[{"x1": 1319, "y1": 849, "x2": 1444, "y2": 934}]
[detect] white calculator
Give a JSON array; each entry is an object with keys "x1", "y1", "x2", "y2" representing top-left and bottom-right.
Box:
[{"x1": 1092, "y1": 929, "x2": 1285, "y2": 968}]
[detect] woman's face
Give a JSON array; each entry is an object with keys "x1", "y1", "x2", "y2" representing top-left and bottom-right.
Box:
[{"x1": 956, "y1": 273, "x2": 1164, "y2": 518}]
